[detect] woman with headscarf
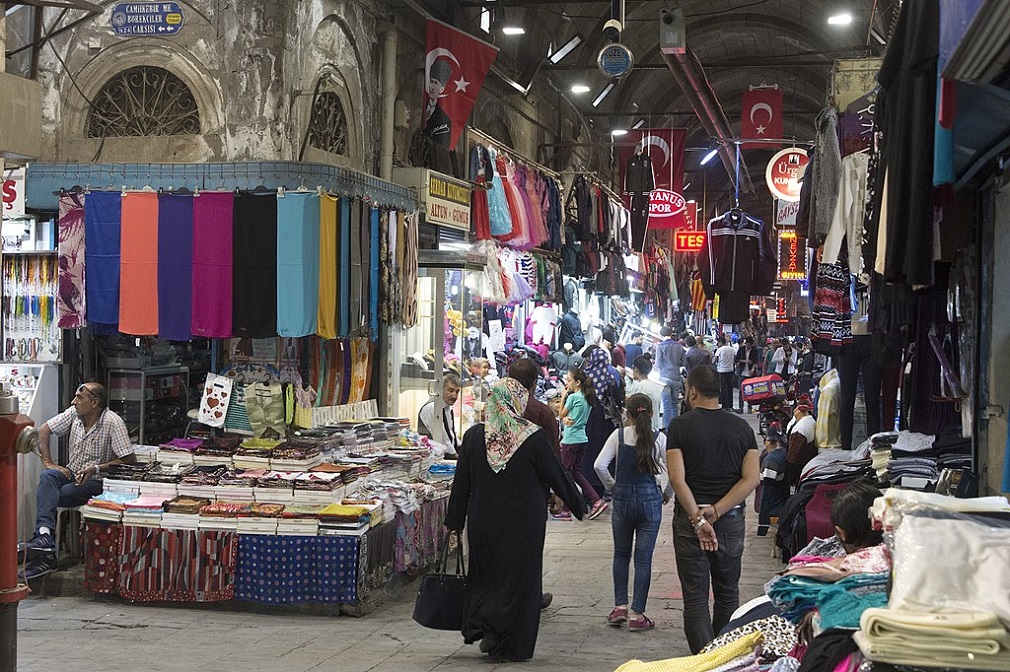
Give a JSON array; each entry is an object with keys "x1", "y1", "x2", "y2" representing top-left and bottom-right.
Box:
[
  {"x1": 582, "y1": 345, "x2": 625, "y2": 500},
  {"x1": 445, "y1": 378, "x2": 586, "y2": 662}
]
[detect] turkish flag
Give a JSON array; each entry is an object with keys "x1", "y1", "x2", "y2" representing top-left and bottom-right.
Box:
[
  {"x1": 617, "y1": 129, "x2": 687, "y2": 229},
  {"x1": 740, "y1": 88, "x2": 783, "y2": 150},
  {"x1": 423, "y1": 20, "x2": 499, "y2": 151}
]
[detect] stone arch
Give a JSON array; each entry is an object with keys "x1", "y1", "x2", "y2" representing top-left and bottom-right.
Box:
[
  {"x1": 87, "y1": 66, "x2": 201, "y2": 138},
  {"x1": 299, "y1": 66, "x2": 362, "y2": 166}
]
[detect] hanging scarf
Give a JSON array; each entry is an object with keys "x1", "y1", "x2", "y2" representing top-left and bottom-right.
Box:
[{"x1": 484, "y1": 378, "x2": 539, "y2": 473}]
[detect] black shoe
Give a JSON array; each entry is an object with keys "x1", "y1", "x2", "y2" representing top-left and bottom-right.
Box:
[
  {"x1": 479, "y1": 632, "x2": 498, "y2": 654},
  {"x1": 17, "y1": 532, "x2": 55, "y2": 556},
  {"x1": 19, "y1": 553, "x2": 57, "y2": 581},
  {"x1": 541, "y1": 592, "x2": 553, "y2": 609}
]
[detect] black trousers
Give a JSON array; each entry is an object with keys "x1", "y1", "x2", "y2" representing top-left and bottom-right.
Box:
[
  {"x1": 837, "y1": 335, "x2": 883, "y2": 450},
  {"x1": 719, "y1": 371, "x2": 736, "y2": 409}
]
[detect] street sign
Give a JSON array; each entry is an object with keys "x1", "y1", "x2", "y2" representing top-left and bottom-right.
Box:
[
  {"x1": 674, "y1": 230, "x2": 705, "y2": 253},
  {"x1": 111, "y1": 2, "x2": 185, "y2": 37},
  {"x1": 765, "y1": 147, "x2": 808, "y2": 202},
  {"x1": 597, "y1": 43, "x2": 634, "y2": 79}
]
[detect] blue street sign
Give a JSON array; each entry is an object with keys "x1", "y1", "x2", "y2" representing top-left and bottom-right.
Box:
[{"x1": 111, "y1": 2, "x2": 185, "y2": 37}]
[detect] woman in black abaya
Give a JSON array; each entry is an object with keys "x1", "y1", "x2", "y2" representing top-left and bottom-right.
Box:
[{"x1": 445, "y1": 377, "x2": 586, "y2": 662}]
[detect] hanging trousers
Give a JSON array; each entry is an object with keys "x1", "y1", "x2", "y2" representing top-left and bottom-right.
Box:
[{"x1": 837, "y1": 335, "x2": 883, "y2": 450}]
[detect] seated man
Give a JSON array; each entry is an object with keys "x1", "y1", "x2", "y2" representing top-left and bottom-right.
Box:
[
  {"x1": 417, "y1": 373, "x2": 462, "y2": 457},
  {"x1": 20, "y1": 382, "x2": 134, "y2": 580}
]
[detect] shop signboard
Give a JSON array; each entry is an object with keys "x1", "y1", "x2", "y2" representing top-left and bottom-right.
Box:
[
  {"x1": 778, "y1": 229, "x2": 806, "y2": 281},
  {"x1": 648, "y1": 188, "x2": 687, "y2": 225},
  {"x1": 391, "y1": 168, "x2": 471, "y2": 232},
  {"x1": 598, "y1": 43, "x2": 635, "y2": 79},
  {"x1": 111, "y1": 2, "x2": 185, "y2": 36},
  {"x1": 765, "y1": 148, "x2": 808, "y2": 202},
  {"x1": 683, "y1": 200, "x2": 698, "y2": 230},
  {"x1": 2, "y1": 168, "x2": 25, "y2": 218},
  {"x1": 674, "y1": 230, "x2": 705, "y2": 253},
  {"x1": 776, "y1": 198, "x2": 799, "y2": 228}
]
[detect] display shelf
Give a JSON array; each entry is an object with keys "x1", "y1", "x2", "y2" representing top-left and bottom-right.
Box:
[{"x1": 107, "y1": 366, "x2": 190, "y2": 445}]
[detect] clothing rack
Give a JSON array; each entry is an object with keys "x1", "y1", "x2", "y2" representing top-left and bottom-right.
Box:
[
  {"x1": 559, "y1": 170, "x2": 624, "y2": 205},
  {"x1": 466, "y1": 127, "x2": 561, "y2": 180}
]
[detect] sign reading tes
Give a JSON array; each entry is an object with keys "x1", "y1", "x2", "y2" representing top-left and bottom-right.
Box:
[
  {"x1": 674, "y1": 230, "x2": 705, "y2": 253},
  {"x1": 111, "y1": 2, "x2": 185, "y2": 37},
  {"x1": 648, "y1": 189, "x2": 687, "y2": 225},
  {"x1": 765, "y1": 148, "x2": 809, "y2": 202},
  {"x1": 2, "y1": 168, "x2": 25, "y2": 217},
  {"x1": 778, "y1": 229, "x2": 807, "y2": 281},
  {"x1": 426, "y1": 174, "x2": 471, "y2": 230}
]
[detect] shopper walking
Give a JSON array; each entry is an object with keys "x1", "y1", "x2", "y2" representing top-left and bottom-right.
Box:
[
  {"x1": 626, "y1": 356, "x2": 665, "y2": 431},
  {"x1": 654, "y1": 327, "x2": 685, "y2": 422},
  {"x1": 445, "y1": 378, "x2": 586, "y2": 663},
  {"x1": 735, "y1": 337, "x2": 760, "y2": 413},
  {"x1": 557, "y1": 368, "x2": 608, "y2": 520},
  {"x1": 683, "y1": 335, "x2": 711, "y2": 377},
  {"x1": 667, "y1": 365, "x2": 760, "y2": 653},
  {"x1": 594, "y1": 394, "x2": 672, "y2": 632},
  {"x1": 714, "y1": 336, "x2": 736, "y2": 410}
]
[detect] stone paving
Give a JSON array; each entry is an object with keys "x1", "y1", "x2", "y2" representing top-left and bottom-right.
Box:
[{"x1": 16, "y1": 417, "x2": 783, "y2": 672}]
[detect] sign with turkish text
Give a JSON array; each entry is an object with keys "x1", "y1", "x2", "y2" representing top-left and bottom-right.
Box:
[
  {"x1": 426, "y1": 173, "x2": 471, "y2": 230},
  {"x1": 2, "y1": 168, "x2": 25, "y2": 217},
  {"x1": 598, "y1": 43, "x2": 635, "y2": 79},
  {"x1": 674, "y1": 230, "x2": 705, "y2": 253},
  {"x1": 617, "y1": 129, "x2": 687, "y2": 229},
  {"x1": 741, "y1": 87, "x2": 783, "y2": 150},
  {"x1": 111, "y1": 2, "x2": 185, "y2": 36},
  {"x1": 765, "y1": 148, "x2": 809, "y2": 202},
  {"x1": 684, "y1": 200, "x2": 698, "y2": 230},
  {"x1": 778, "y1": 229, "x2": 807, "y2": 281},
  {"x1": 423, "y1": 20, "x2": 499, "y2": 151},
  {"x1": 776, "y1": 198, "x2": 800, "y2": 228}
]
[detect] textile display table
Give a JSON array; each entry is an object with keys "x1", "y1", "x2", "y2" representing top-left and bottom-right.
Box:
[{"x1": 82, "y1": 497, "x2": 449, "y2": 611}]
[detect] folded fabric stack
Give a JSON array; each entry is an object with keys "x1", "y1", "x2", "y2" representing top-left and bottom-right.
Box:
[
  {"x1": 271, "y1": 442, "x2": 323, "y2": 471},
  {"x1": 429, "y1": 461, "x2": 457, "y2": 478},
  {"x1": 869, "y1": 431, "x2": 899, "y2": 482},
  {"x1": 200, "y1": 501, "x2": 252, "y2": 517},
  {"x1": 176, "y1": 465, "x2": 226, "y2": 498},
  {"x1": 318, "y1": 503, "x2": 371, "y2": 535},
  {"x1": 341, "y1": 499, "x2": 384, "y2": 526},
  {"x1": 194, "y1": 436, "x2": 241, "y2": 464},
  {"x1": 233, "y1": 438, "x2": 283, "y2": 470},
  {"x1": 103, "y1": 462, "x2": 151, "y2": 483},
  {"x1": 158, "y1": 438, "x2": 203, "y2": 466},
  {"x1": 357, "y1": 480, "x2": 421, "y2": 516},
  {"x1": 615, "y1": 632, "x2": 762, "y2": 672},
  {"x1": 81, "y1": 491, "x2": 137, "y2": 522},
  {"x1": 854, "y1": 608, "x2": 1010, "y2": 671},
  {"x1": 133, "y1": 445, "x2": 158, "y2": 463},
  {"x1": 122, "y1": 495, "x2": 166, "y2": 527},
  {"x1": 137, "y1": 468, "x2": 180, "y2": 500},
  {"x1": 766, "y1": 557, "x2": 890, "y2": 631},
  {"x1": 280, "y1": 504, "x2": 326, "y2": 519},
  {"x1": 162, "y1": 496, "x2": 208, "y2": 529},
  {"x1": 291, "y1": 472, "x2": 344, "y2": 505}
]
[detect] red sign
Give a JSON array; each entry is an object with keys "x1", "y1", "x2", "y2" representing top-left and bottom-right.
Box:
[
  {"x1": 765, "y1": 148, "x2": 809, "y2": 202},
  {"x1": 778, "y1": 229, "x2": 807, "y2": 281},
  {"x1": 648, "y1": 188, "x2": 686, "y2": 224},
  {"x1": 740, "y1": 87, "x2": 784, "y2": 150},
  {"x1": 683, "y1": 200, "x2": 698, "y2": 230},
  {"x1": 675, "y1": 230, "x2": 706, "y2": 253}
]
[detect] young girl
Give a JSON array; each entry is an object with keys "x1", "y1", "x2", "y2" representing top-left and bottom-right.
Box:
[
  {"x1": 557, "y1": 368, "x2": 608, "y2": 521},
  {"x1": 593, "y1": 393, "x2": 672, "y2": 632}
]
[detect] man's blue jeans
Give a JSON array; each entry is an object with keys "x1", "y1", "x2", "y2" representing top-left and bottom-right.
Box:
[
  {"x1": 672, "y1": 506, "x2": 746, "y2": 653},
  {"x1": 35, "y1": 468, "x2": 103, "y2": 532},
  {"x1": 661, "y1": 383, "x2": 681, "y2": 426},
  {"x1": 611, "y1": 484, "x2": 663, "y2": 614}
]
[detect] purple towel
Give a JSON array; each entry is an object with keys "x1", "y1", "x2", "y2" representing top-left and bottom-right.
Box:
[{"x1": 158, "y1": 193, "x2": 194, "y2": 341}]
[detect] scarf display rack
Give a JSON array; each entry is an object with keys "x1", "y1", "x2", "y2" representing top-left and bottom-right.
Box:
[{"x1": 1, "y1": 253, "x2": 61, "y2": 362}]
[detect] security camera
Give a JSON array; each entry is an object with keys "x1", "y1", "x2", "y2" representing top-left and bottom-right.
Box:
[{"x1": 603, "y1": 19, "x2": 622, "y2": 41}]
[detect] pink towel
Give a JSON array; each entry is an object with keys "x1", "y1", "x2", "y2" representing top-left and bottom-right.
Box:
[{"x1": 191, "y1": 192, "x2": 234, "y2": 337}]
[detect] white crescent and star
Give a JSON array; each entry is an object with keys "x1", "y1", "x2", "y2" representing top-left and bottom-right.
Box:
[
  {"x1": 425, "y1": 48, "x2": 461, "y2": 99},
  {"x1": 638, "y1": 135, "x2": 671, "y2": 168},
  {"x1": 750, "y1": 102, "x2": 774, "y2": 135}
]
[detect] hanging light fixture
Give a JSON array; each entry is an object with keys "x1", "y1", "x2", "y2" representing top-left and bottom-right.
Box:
[{"x1": 700, "y1": 148, "x2": 719, "y2": 165}]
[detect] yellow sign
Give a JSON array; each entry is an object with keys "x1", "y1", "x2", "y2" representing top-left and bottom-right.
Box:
[{"x1": 426, "y1": 174, "x2": 471, "y2": 230}]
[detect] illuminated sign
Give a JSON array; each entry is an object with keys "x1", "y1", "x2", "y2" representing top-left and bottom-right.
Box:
[
  {"x1": 778, "y1": 229, "x2": 806, "y2": 281},
  {"x1": 674, "y1": 230, "x2": 705, "y2": 253},
  {"x1": 765, "y1": 148, "x2": 809, "y2": 202},
  {"x1": 648, "y1": 189, "x2": 687, "y2": 225}
]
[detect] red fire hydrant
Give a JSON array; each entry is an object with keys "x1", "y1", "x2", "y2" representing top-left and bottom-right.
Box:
[{"x1": 0, "y1": 386, "x2": 39, "y2": 670}]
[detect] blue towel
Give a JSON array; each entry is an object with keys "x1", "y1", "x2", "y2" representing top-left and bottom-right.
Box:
[
  {"x1": 276, "y1": 193, "x2": 321, "y2": 337},
  {"x1": 369, "y1": 207, "x2": 380, "y2": 337},
  {"x1": 158, "y1": 193, "x2": 193, "y2": 341},
  {"x1": 338, "y1": 198, "x2": 351, "y2": 338},
  {"x1": 83, "y1": 190, "x2": 122, "y2": 326}
]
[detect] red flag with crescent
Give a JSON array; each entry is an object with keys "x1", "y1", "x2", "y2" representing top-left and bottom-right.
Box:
[
  {"x1": 423, "y1": 20, "x2": 499, "y2": 152},
  {"x1": 617, "y1": 128, "x2": 687, "y2": 229},
  {"x1": 740, "y1": 87, "x2": 783, "y2": 150}
]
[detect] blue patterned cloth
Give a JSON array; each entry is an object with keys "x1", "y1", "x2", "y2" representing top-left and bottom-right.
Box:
[{"x1": 235, "y1": 534, "x2": 359, "y2": 605}]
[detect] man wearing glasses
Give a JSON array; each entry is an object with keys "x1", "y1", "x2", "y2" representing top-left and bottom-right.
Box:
[{"x1": 18, "y1": 382, "x2": 134, "y2": 580}]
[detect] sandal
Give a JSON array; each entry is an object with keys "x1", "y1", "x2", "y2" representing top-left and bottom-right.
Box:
[
  {"x1": 607, "y1": 605, "x2": 628, "y2": 626},
  {"x1": 628, "y1": 614, "x2": 655, "y2": 632}
]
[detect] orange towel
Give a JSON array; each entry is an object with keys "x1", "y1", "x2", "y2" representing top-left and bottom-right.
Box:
[
  {"x1": 119, "y1": 192, "x2": 159, "y2": 335},
  {"x1": 317, "y1": 195, "x2": 338, "y2": 339}
]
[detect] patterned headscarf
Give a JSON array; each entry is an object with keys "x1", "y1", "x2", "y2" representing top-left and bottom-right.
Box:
[
  {"x1": 583, "y1": 346, "x2": 616, "y2": 397},
  {"x1": 484, "y1": 378, "x2": 540, "y2": 473}
]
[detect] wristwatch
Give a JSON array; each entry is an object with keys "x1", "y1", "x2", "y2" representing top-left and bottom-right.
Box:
[{"x1": 93, "y1": 464, "x2": 102, "y2": 476}]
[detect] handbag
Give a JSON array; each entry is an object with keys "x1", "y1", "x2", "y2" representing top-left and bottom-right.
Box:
[
  {"x1": 198, "y1": 373, "x2": 233, "y2": 428},
  {"x1": 412, "y1": 530, "x2": 467, "y2": 631}
]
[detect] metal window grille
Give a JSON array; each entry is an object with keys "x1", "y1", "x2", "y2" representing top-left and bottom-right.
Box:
[
  {"x1": 306, "y1": 91, "x2": 348, "y2": 155},
  {"x1": 87, "y1": 66, "x2": 201, "y2": 138}
]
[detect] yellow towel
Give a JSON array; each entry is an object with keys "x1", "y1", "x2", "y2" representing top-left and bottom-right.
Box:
[{"x1": 614, "y1": 632, "x2": 762, "y2": 672}]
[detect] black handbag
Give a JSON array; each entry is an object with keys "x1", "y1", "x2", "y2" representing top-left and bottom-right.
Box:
[{"x1": 411, "y1": 530, "x2": 467, "y2": 631}]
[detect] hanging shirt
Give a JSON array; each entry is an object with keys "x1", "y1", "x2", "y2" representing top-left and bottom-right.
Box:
[
  {"x1": 699, "y1": 210, "x2": 776, "y2": 297},
  {"x1": 822, "y1": 152, "x2": 870, "y2": 275}
]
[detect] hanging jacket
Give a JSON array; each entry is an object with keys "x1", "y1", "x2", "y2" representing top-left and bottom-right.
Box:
[
  {"x1": 699, "y1": 209, "x2": 777, "y2": 298},
  {"x1": 624, "y1": 152, "x2": 655, "y2": 194}
]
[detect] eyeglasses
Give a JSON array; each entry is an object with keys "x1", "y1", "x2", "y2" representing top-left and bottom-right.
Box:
[{"x1": 75, "y1": 385, "x2": 98, "y2": 403}]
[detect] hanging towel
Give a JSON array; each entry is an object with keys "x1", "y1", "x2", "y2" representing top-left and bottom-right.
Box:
[
  {"x1": 158, "y1": 193, "x2": 193, "y2": 341},
  {"x1": 317, "y1": 194, "x2": 338, "y2": 339},
  {"x1": 83, "y1": 190, "x2": 122, "y2": 326},
  {"x1": 339, "y1": 198, "x2": 351, "y2": 337},
  {"x1": 191, "y1": 192, "x2": 234, "y2": 338},
  {"x1": 277, "y1": 192, "x2": 320, "y2": 337},
  {"x1": 349, "y1": 201, "x2": 363, "y2": 335},
  {"x1": 57, "y1": 192, "x2": 87, "y2": 328},
  {"x1": 369, "y1": 206, "x2": 380, "y2": 338},
  {"x1": 402, "y1": 212, "x2": 419, "y2": 328},
  {"x1": 232, "y1": 193, "x2": 277, "y2": 338},
  {"x1": 119, "y1": 192, "x2": 159, "y2": 335}
]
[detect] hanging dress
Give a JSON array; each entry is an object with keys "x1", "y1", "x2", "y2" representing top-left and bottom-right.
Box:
[
  {"x1": 487, "y1": 148, "x2": 513, "y2": 237},
  {"x1": 496, "y1": 154, "x2": 526, "y2": 244},
  {"x1": 514, "y1": 165, "x2": 536, "y2": 250},
  {"x1": 470, "y1": 144, "x2": 492, "y2": 240}
]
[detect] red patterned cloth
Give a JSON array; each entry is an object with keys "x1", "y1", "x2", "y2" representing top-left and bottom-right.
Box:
[
  {"x1": 83, "y1": 521, "x2": 122, "y2": 594},
  {"x1": 115, "y1": 526, "x2": 238, "y2": 602}
]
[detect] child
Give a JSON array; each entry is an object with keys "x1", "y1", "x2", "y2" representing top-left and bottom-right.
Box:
[
  {"x1": 557, "y1": 368, "x2": 608, "y2": 521},
  {"x1": 757, "y1": 424, "x2": 789, "y2": 536}
]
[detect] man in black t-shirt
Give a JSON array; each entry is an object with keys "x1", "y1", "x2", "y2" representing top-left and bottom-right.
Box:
[{"x1": 666, "y1": 365, "x2": 760, "y2": 653}]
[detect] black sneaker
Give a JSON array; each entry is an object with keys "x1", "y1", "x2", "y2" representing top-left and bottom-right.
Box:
[
  {"x1": 17, "y1": 532, "x2": 55, "y2": 556},
  {"x1": 19, "y1": 553, "x2": 57, "y2": 581},
  {"x1": 540, "y1": 592, "x2": 553, "y2": 609}
]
